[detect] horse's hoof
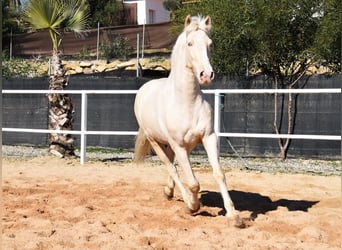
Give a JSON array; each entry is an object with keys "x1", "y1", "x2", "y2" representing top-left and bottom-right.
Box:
[
  {"x1": 227, "y1": 214, "x2": 251, "y2": 228},
  {"x1": 164, "y1": 193, "x2": 173, "y2": 200},
  {"x1": 185, "y1": 208, "x2": 199, "y2": 215},
  {"x1": 185, "y1": 203, "x2": 201, "y2": 215},
  {"x1": 163, "y1": 187, "x2": 174, "y2": 200}
]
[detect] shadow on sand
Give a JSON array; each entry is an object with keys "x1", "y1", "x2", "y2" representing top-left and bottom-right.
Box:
[{"x1": 199, "y1": 190, "x2": 318, "y2": 220}]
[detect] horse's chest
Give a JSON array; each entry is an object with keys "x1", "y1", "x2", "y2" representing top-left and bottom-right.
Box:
[{"x1": 167, "y1": 114, "x2": 208, "y2": 146}]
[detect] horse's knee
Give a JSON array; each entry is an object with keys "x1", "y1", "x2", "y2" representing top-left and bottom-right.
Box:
[{"x1": 189, "y1": 183, "x2": 200, "y2": 194}]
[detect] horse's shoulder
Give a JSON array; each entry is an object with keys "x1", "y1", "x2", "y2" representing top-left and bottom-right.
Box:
[{"x1": 148, "y1": 77, "x2": 168, "y2": 85}]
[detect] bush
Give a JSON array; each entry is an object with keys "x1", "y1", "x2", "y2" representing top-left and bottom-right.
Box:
[
  {"x1": 2, "y1": 58, "x2": 47, "y2": 78},
  {"x1": 149, "y1": 56, "x2": 165, "y2": 63},
  {"x1": 79, "y1": 45, "x2": 91, "y2": 60},
  {"x1": 100, "y1": 35, "x2": 132, "y2": 60}
]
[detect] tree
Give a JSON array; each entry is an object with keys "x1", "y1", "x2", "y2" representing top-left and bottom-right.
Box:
[
  {"x1": 312, "y1": 0, "x2": 341, "y2": 72},
  {"x1": 170, "y1": 0, "x2": 257, "y2": 75},
  {"x1": 163, "y1": 0, "x2": 182, "y2": 11},
  {"x1": 250, "y1": 0, "x2": 322, "y2": 160},
  {"x1": 87, "y1": 0, "x2": 123, "y2": 27},
  {"x1": 2, "y1": 0, "x2": 24, "y2": 35},
  {"x1": 171, "y1": 0, "x2": 340, "y2": 159},
  {"x1": 22, "y1": 0, "x2": 89, "y2": 158}
]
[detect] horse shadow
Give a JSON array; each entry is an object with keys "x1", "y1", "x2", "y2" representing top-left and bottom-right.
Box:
[
  {"x1": 101, "y1": 157, "x2": 132, "y2": 162},
  {"x1": 199, "y1": 190, "x2": 319, "y2": 220}
]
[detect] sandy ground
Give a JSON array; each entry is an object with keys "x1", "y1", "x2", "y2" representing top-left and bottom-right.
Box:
[{"x1": 2, "y1": 156, "x2": 341, "y2": 250}]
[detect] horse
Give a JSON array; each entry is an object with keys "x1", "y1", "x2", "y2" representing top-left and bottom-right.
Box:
[{"x1": 134, "y1": 15, "x2": 240, "y2": 223}]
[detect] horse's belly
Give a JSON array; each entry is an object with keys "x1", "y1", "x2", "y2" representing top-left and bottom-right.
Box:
[{"x1": 139, "y1": 110, "x2": 167, "y2": 141}]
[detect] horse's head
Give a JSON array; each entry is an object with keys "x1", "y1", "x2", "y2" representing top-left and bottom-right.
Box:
[{"x1": 184, "y1": 15, "x2": 214, "y2": 85}]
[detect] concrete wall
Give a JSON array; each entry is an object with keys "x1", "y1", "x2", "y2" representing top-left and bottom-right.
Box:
[{"x1": 2, "y1": 74, "x2": 341, "y2": 158}]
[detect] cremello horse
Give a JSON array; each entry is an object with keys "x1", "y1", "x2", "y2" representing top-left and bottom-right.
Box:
[{"x1": 134, "y1": 15, "x2": 238, "y2": 221}]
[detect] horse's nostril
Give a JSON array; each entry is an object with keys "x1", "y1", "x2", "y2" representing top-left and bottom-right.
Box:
[
  {"x1": 200, "y1": 71, "x2": 204, "y2": 77},
  {"x1": 210, "y1": 72, "x2": 214, "y2": 79}
]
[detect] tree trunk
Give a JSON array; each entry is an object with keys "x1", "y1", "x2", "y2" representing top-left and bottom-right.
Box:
[
  {"x1": 273, "y1": 71, "x2": 307, "y2": 160},
  {"x1": 48, "y1": 50, "x2": 75, "y2": 158},
  {"x1": 273, "y1": 76, "x2": 291, "y2": 161}
]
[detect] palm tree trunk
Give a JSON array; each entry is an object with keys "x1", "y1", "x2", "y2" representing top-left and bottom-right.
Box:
[{"x1": 48, "y1": 50, "x2": 75, "y2": 157}]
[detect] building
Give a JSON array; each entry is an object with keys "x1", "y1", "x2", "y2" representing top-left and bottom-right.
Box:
[{"x1": 123, "y1": 0, "x2": 170, "y2": 25}]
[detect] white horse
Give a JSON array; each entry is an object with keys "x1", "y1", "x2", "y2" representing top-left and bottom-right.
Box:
[{"x1": 134, "y1": 15, "x2": 239, "y2": 222}]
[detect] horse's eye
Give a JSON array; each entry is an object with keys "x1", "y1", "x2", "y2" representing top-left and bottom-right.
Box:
[{"x1": 187, "y1": 42, "x2": 193, "y2": 47}]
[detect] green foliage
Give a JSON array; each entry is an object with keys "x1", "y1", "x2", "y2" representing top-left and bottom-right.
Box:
[
  {"x1": 171, "y1": 0, "x2": 341, "y2": 77},
  {"x1": 99, "y1": 35, "x2": 132, "y2": 60},
  {"x1": 2, "y1": 0, "x2": 25, "y2": 35},
  {"x1": 250, "y1": 0, "x2": 322, "y2": 82},
  {"x1": 149, "y1": 56, "x2": 166, "y2": 63},
  {"x1": 2, "y1": 58, "x2": 47, "y2": 78},
  {"x1": 87, "y1": 0, "x2": 123, "y2": 27},
  {"x1": 172, "y1": 0, "x2": 258, "y2": 75},
  {"x1": 163, "y1": 0, "x2": 182, "y2": 11},
  {"x1": 79, "y1": 45, "x2": 91, "y2": 60},
  {"x1": 312, "y1": 0, "x2": 341, "y2": 72}
]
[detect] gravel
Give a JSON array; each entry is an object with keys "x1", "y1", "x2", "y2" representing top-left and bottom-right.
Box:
[{"x1": 2, "y1": 145, "x2": 341, "y2": 176}]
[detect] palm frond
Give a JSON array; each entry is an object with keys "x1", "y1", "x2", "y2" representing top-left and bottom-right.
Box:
[
  {"x1": 22, "y1": 0, "x2": 90, "y2": 49},
  {"x1": 63, "y1": 0, "x2": 90, "y2": 34},
  {"x1": 23, "y1": 0, "x2": 64, "y2": 33}
]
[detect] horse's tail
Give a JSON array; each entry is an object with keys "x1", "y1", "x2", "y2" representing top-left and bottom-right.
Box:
[{"x1": 133, "y1": 128, "x2": 151, "y2": 163}]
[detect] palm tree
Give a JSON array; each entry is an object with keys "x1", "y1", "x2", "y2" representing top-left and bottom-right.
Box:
[{"x1": 22, "y1": 0, "x2": 89, "y2": 157}]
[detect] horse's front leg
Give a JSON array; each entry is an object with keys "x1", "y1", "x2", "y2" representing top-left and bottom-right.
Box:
[{"x1": 202, "y1": 133, "x2": 237, "y2": 218}]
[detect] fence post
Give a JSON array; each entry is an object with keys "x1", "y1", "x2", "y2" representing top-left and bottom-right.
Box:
[
  {"x1": 214, "y1": 90, "x2": 221, "y2": 150},
  {"x1": 136, "y1": 33, "x2": 140, "y2": 77},
  {"x1": 80, "y1": 93, "x2": 87, "y2": 164},
  {"x1": 96, "y1": 22, "x2": 100, "y2": 61}
]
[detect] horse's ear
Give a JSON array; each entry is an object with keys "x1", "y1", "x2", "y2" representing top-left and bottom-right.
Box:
[
  {"x1": 204, "y1": 16, "x2": 212, "y2": 32},
  {"x1": 204, "y1": 16, "x2": 211, "y2": 26},
  {"x1": 184, "y1": 15, "x2": 192, "y2": 27}
]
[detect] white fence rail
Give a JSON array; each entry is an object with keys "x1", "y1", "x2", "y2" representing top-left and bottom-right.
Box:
[{"x1": 2, "y1": 88, "x2": 341, "y2": 164}]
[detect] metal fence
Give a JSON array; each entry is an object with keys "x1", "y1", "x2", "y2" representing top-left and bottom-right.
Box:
[{"x1": 2, "y1": 88, "x2": 340, "y2": 164}]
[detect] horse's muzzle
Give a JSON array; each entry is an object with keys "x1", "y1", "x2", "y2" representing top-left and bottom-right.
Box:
[{"x1": 200, "y1": 70, "x2": 215, "y2": 85}]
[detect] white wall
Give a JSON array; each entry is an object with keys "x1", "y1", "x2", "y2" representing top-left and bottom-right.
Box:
[
  {"x1": 124, "y1": 0, "x2": 170, "y2": 24},
  {"x1": 136, "y1": 0, "x2": 146, "y2": 25},
  {"x1": 145, "y1": 0, "x2": 170, "y2": 24}
]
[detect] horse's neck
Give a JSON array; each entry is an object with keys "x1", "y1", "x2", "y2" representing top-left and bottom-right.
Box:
[
  {"x1": 170, "y1": 65, "x2": 200, "y2": 97},
  {"x1": 168, "y1": 35, "x2": 201, "y2": 103}
]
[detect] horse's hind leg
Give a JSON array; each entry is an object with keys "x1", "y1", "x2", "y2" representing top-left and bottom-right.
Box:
[
  {"x1": 202, "y1": 133, "x2": 237, "y2": 218},
  {"x1": 148, "y1": 140, "x2": 191, "y2": 209},
  {"x1": 160, "y1": 144, "x2": 175, "y2": 199}
]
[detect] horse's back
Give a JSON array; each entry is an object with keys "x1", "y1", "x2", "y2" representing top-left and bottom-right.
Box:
[
  {"x1": 135, "y1": 78, "x2": 168, "y2": 112},
  {"x1": 136, "y1": 78, "x2": 168, "y2": 98}
]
